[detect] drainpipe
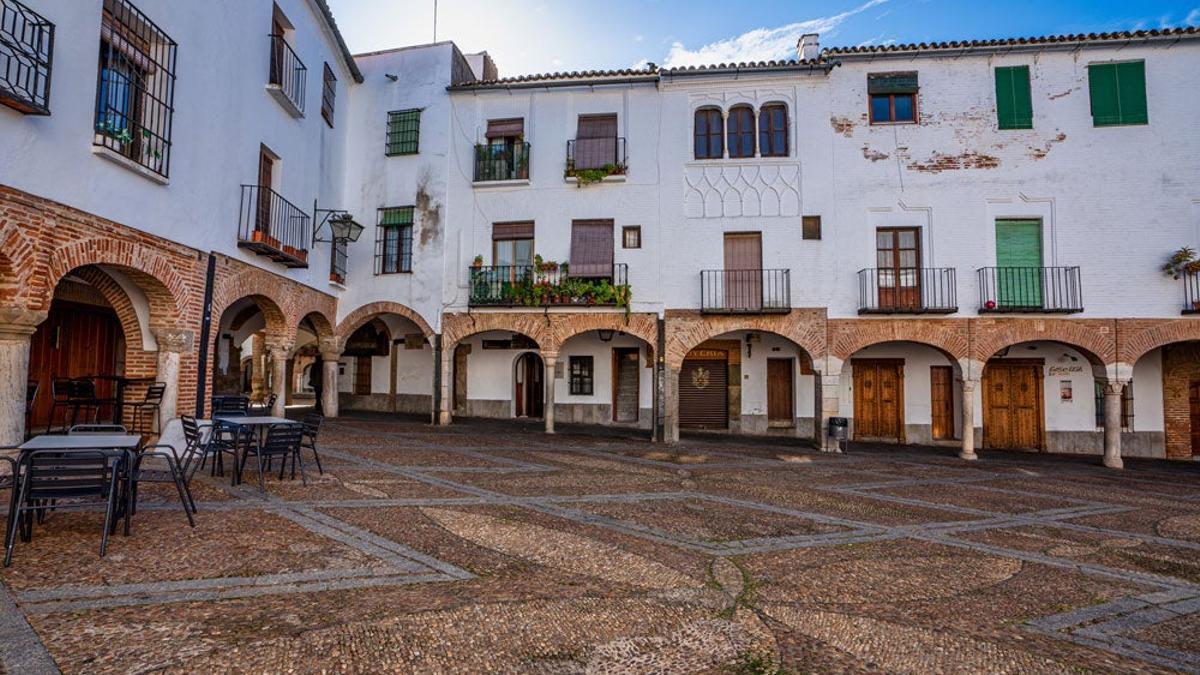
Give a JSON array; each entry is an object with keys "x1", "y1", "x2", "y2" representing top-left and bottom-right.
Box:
[{"x1": 194, "y1": 253, "x2": 216, "y2": 417}]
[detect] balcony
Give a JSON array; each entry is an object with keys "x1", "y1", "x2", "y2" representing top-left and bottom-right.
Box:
[
  {"x1": 474, "y1": 142, "x2": 530, "y2": 183},
  {"x1": 266, "y1": 33, "x2": 305, "y2": 117},
  {"x1": 700, "y1": 269, "x2": 791, "y2": 314},
  {"x1": 237, "y1": 184, "x2": 311, "y2": 268},
  {"x1": 469, "y1": 263, "x2": 629, "y2": 308},
  {"x1": 565, "y1": 137, "x2": 626, "y2": 182},
  {"x1": 0, "y1": 0, "x2": 53, "y2": 115},
  {"x1": 857, "y1": 268, "x2": 957, "y2": 314},
  {"x1": 1183, "y1": 274, "x2": 1200, "y2": 315},
  {"x1": 977, "y1": 266, "x2": 1082, "y2": 313}
]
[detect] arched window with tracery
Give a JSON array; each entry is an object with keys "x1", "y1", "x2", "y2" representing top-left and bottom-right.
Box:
[
  {"x1": 726, "y1": 105, "x2": 755, "y2": 158},
  {"x1": 758, "y1": 103, "x2": 788, "y2": 157},
  {"x1": 694, "y1": 107, "x2": 723, "y2": 159}
]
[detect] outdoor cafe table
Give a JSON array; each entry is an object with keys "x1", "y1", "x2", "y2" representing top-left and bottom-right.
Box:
[
  {"x1": 213, "y1": 416, "x2": 299, "y2": 485},
  {"x1": 16, "y1": 434, "x2": 144, "y2": 519}
]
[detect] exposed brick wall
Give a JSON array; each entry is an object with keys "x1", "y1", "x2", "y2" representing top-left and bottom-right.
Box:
[
  {"x1": 829, "y1": 317, "x2": 969, "y2": 362},
  {"x1": 1161, "y1": 343, "x2": 1200, "y2": 459},
  {"x1": 338, "y1": 301, "x2": 435, "y2": 341},
  {"x1": 664, "y1": 309, "x2": 827, "y2": 369},
  {"x1": 441, "y1": 311, "x2": 658, "y2": 355}
]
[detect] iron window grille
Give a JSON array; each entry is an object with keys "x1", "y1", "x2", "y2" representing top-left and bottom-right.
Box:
[
  {"x1": 375, "y1": 207, "x2": 414, "y2": 274},
  {"x1": 93, "y1": 0, "x2": 177, "y2": 179},
  {"x1": 386, "y1": 109, "x2": 420, "y2": 155},
  {"x1": 622, "y1": 226, "x2": 641, "y2": 249},
  {"x1": 0, "y1": 0, "x2": 54, "y2": 115},
  {"x1": 320, "y1": 62, "x2": 336, "y2": 127},
  {"x1": 569, "y1": 356, "x2": 594, "y2": 395}
]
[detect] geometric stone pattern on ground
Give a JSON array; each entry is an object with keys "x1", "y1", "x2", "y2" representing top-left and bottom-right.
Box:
[{"x1": 0, "y1": 415, "x2": 1198, "y2": 673}]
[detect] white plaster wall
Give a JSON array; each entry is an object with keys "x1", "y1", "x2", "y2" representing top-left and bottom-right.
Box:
[
  {"x1": 987, "y1": 342, "x2": 1097, "y2": 432},
  {"x1": 553, "y1": 333, "x2": 652, "y2": 408},
  {"x1": 1131, "y1": 348, "x2": 1164, "y2": 433},
  {"x1": 839, "y1": 342, "x2": 960, "y2": 433},
  {"x1": 458, "y1": 331, "x2": 530, "y2": 403},
  {"x1": 718, "y1": 331, "x2": 815, "y2": 419}
]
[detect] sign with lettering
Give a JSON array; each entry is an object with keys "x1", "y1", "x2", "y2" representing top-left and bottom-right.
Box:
[{"x1": 1047, "y1": 365, "x2": 1084, "y2": 376}]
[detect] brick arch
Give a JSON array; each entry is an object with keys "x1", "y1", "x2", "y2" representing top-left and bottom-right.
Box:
[
  {"x1": 47, "y1": 239, "x2": 187, "y2": 325},
  {"x1": 971, "y1": 318, "x2": 1115, "y2": 368},
  {"x1": 299, "y1": 311, "x2": 335, "y2": 341},
  {"x1": 546, "y1": 313, "x2": 658, "y2": 353},
  {"x1": 441, "y1": 312, "x2": 549, "y2": 352},
  {"x1": 828, "y1": 318, "x2": 968, "y2": 362},
  {"x1": 336, "y1": 301, "x2": 434, "y2": 341},
  {"x1": 664, "y1": 309, "x2": 826, "y2": 369},
  {"x1": 1119, "y1": 319, "x2": 1200, "y2": 365},
  {"x1": 0, "y1": 222, "x2": 38, "y2": 308},
  {"x1": 210, "y1": 269, "x2": 293, "y2": 340}
]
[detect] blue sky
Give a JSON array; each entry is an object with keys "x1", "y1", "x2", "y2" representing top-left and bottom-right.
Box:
[{"x1": 326, "y1": 0, "x2": 1200, "y2": 75}]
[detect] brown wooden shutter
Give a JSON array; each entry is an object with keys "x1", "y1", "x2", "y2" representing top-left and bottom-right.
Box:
[
  {"x1": 575, "y1": 114, "x2": 618, "y2": 170},
  {"x1": 486, "y1": 118, "x2": 524, "y2": 138},
  {"x1": 569, "y1": 220, "x2": 614, "y2": 277},
  {"x1": 492, "y1": 221, "x2": 534, "y2": 240},
  {"x1": 679, "y1": 359, "x2": 728, "y2": 429}
]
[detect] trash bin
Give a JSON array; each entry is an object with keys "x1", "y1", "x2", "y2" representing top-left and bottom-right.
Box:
[{"x1": 828, "y1": 417, "x2": 849, "y2": 441}]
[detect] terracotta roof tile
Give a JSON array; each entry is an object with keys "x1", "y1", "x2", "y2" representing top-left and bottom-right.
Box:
[{"x1": 822, "y1": 26, "x2": 1199, "y2": 56}]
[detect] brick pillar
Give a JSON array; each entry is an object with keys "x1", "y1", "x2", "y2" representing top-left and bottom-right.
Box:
[
  {"x1": 663, "y1": 365, "x2": 680, "y2": 444},
  {"x1": 543, "y1": 352, "x2": 557, "y2": 434},
  {"x1": 154, "y1": 329, "x2": 193, "y2": 430},
  {"x1": 319, "y1": 337, "x2": 342, "y2": 419},
  {"x1": 250, "y1": 333, "x2": 267, "y2": 401},
  {"x1": 266, "y1": 341, "x2": 292, "y2": 417},
  {"x1": 960, "y1": 379, "x2": 980, "y2": 460},
  {"x1": 0, "y1": 308, "x2": 47, "y2": 446},
  {"x1": 1102, "y1": 380, "x2": 1127, "y2": 469}
]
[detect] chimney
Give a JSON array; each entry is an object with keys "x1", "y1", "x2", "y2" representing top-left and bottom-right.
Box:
[{"x1": 798, "y1": 33, "x2": 820, "y2": 61}]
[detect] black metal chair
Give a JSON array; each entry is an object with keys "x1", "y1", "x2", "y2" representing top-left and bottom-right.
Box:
[
  {"x1": 208, "y1": 419, "x2": 253, "y2": 485},
  {"x1": 251, "y1": 393, "x2": 277, "y2": 416},
  {"x1": 66, "y1": 378, "x2": 110, "y2": 429},
  {"x1": 45, "y1": 378, "x2": 72, "y2": 434},
  {"x1": 300, "y1": 412, "x2": 324, "y2": 475},
  {"x1": 211, "y1": 395, "x2": 249, "y2": 417},
  {"x1": 0, "y1": 454, "x2": 19, "y2": 563},
  {"x1": 129, "y1": 443, "x2": 195, "y2": 527},
  {"x1": 239, "y1": 424, "x2": 306, "y2": 491},
  {"x1": 69, "y1": 424, "x2": 129, "y2": 435},
  {"x1": 5, "y1": 448, "x2": 124, "y2": 565},
  {"x1": 24, "y1": 382, "x2": 37, "y2": 437},
  {"x1": 124, "y1": 383, "x2": 166, "y2": 434}
]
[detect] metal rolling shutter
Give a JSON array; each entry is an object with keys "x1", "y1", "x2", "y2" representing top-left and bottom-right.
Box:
[{"x1": 679, "y1": 359, "x2": 728, "y2": 429}]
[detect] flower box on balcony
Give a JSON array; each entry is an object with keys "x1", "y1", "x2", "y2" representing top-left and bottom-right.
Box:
[{"x1": 251, "y1": 231, "x2": 281, "y2": 249}]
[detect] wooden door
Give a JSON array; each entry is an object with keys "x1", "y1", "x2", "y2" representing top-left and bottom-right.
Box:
[
  {"x1": 28, "y1": 301, "x2": 122, "y2": 429},
  {"x1": 270, "y1": 19, "x2": 286, "y2": 85},
  {"x1": 853, "y1": 359, "x2": 904, "y2": 442},
  {"x1": 767, "y1": 358, "x2": 794, "y2": 427},
  {"x1": 995, "y1": 219, "x2": 1043, "y2": 308},
  {"x1": 875, "y1": 227, "x2": 921, "y2": 310},
  {"x1": 515, "y1": 352, "x2": 543, "y2": 418},
  {"x1": 1190, "y1": 381, "x2": 1200, "y2": 456},
  {"x1": 256, "y1": 150, "x2": 275, "y2": 234},
  {"x1": 353, "y1": 356, "x2": 372, "y2": 395},
  {"x1": 983, "y1": 360, "x2": 1044, "y2": 450},
  {"x1": 723, "y1": 233, "x2": 763, "y2": 311},
  {"x1": 930, "y1": 365, "x2": 954, "y2": 440},
  {"x1": 679, "y1": 358, "x2": 728, "y2": 429},
  {"x1": 612, "y1": 348, "x2": 640, "y2": 423}
]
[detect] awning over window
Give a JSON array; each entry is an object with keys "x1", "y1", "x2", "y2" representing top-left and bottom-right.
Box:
[
  {"x1": 492, "y1": 221, "x2": 534, "y2": 241},
  {"x1": 486, "y1": 118, "x2": 524, "y2": 139},
  {"x1": 569, "y1": 219, "x2": 614, "y2": 278},
  {"x1": 868, "y1": 72, "x2": 919, "y2": 94}
]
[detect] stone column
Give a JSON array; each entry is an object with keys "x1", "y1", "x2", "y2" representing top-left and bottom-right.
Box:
[
  {"x1": 319, "y1": 336, "x2": 342, "y2": 418},
  {"x1": 153, "y1": 329, "x2": 193, "y2": 429},
  {"x1": 543, "y1": 352, "x2": 557, "y2": 434},
  {"x1": 0, "y1": 308, "x2": 47, "y2": 446},
  {"x1": 250, "y1": 333, "x2": 267, "y2": 401},
  {"x1": 266, "y1": 341, "x2": 292, "y2": 417},
  {"x1": 960, "y1": 379, "x2": 979, "y2": 460},
  {"x1": 815, "y1": 357, "x2": 843, "y2": 453},
  {"x1": 437, "y1": 340, "x2": 454, "y2": 426},
  {"x1": 1102, "y1": 380, "x2": 1127, "y2": 470},
  {"x1": 663, "y1": 365, "x2": 680, "y2": 443}
]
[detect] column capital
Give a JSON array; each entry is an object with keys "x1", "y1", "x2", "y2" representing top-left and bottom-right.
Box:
[
  {"x1": 319, "y1": 336, "x2": 345, "y2": 360},
  {"x1": 541, "y1": 351, "x2": 559, "y2": 362},
  {"x1": 154, "y1": 328, "x2": 194, "y2": 353},
  {"x1": 1102, "y1": 379, "x2": 1129, "y2": 395},
  {"x1": 0, "y1": 307, "x2": 48, "y2": 340},
  {"x1": 960, "y1": 379, "x2": 979, "y2": 393},
  {"x1": 265, "y1": 340, "x2": 294, "y2": 360}
]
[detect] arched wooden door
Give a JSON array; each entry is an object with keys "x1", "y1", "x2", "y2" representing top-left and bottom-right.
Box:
[{"x1": 514, "y1": 352, "x2": 543, "y2": 418}]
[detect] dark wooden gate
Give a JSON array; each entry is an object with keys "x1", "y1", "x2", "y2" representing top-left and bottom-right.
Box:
[{"x1": 679, "y1": 358, "x2": 727, "y2": 429}]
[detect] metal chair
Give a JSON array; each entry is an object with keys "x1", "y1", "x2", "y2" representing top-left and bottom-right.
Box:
[
  {"x1": 124, "y1": 383, "x2": 166, "y2": 434},
  {"x1": 5, "y1": 449, "x2": 124, "y2": 565},
  {"x1": 69, "y1": 424, "x2": 129, "y2": 435},
  {"x1": 0, "y1": 454, "x2": 19, "y2": 564},
  {"x1": 208, "y1": 419, "x2": 253, "y2": 485},
  {"x1": 211, "y1": 395, "x2": 249, "y2": 417},
  {"x1": 300, "y1": 412, "x2": 324, "y2": 475},
  {"x1": 45, "y1": 378, "x2": 72, "y2": 434},
  {"x1": 130, "y1": 444, "x2": 195, "y2": 527},
  {"x1": 24, "y1": 382, "x2": 37, "y2": 437},
  {"x1": 251, "y1": 393, "x2": 277, "y2": 416},
  {"x1": 66, "y1": 378, "x2": 109, "y2": 429},
  {"x1": 239, "y1": 424, "x2": 306, "y2": 491}
]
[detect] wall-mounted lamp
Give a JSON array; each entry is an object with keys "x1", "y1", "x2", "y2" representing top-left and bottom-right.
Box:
[
  {"x1": 385, "y1": 73, "x2": 399, "y2": 81},
  {"x1": 597, "y1": 329, "x2": 615, "y2": 342}
]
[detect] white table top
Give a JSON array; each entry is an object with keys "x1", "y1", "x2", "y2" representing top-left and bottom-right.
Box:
[
  {"x1": 19, "y1": 434, "x2": 143, "y2": 451},
  {"x1": 214, "y1": 416, "x2": 297, "y2": 426}
]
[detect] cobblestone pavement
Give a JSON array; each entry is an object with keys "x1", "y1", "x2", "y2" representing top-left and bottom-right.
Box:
[{"x1": 2, "y1": 415, "x2": 1200, "y2": 673}]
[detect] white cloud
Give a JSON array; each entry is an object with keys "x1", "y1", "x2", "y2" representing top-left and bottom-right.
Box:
[
  {"x1": 662, "y1": 0, "x2": 888, "y2": 67},
  {"x1": 1186, "y1": 8, "x2": 1200, "y2": 26}
]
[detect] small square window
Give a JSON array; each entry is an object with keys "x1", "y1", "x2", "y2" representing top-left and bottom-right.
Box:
[
  {"x1": 622, "y1": 226, "x2": 641, "y2": 249},
  {"x1": 867, "y1": 73, "x2": 918, "y2": 125},
  {"x1": 802, "y1": 216, "x2": 821, "y2": 240},
  {"x1": 569, "y1": 356, "x2": 594, "y2": 395}
]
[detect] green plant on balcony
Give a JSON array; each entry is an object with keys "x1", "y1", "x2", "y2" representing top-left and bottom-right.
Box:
[
  {"x1": 478, "y1": 257, "x2": 632, "y2": 314},
  {"x1": 565, "y1": 162, "x2": 626, "y2": 187},
  {"x1": 1162, "y1": 247, "x2": 1200, "y2": 280}
]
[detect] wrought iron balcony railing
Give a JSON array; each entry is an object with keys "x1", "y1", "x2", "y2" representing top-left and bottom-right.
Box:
[
  {"x1": 977, "y1": 266, "x2": 1082, "y2": 313},
  {"x1": 1183, "y1": 274, "x2": 1200, "y2": 315},
  {"x1": 267, "y1": 33, "x2": 306, "y2": 114},
  {"x1": 237, "y1": 184, "x2": 311, "y2": 268},
  {"x1": 857, "y1": 267, "x2": 958, "y2": 314},
  {"x1": 0, "y1": 0, "x2": 53, "y2": 114},
  {"x1": 566, "y1": 137, "x2": 626, "y2": 176},
  {"x1": 474, "y1": 142, "x2": 530, "y2": 182},
  {"x1": 469, "y1": 263, "x2": 629, "y2": 307},
  {"x1": 700, "y1": 269, "x2": 791, "y2": 314}
]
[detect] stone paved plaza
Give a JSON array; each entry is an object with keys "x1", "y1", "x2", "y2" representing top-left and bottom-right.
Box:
[{"x1": 2, "y1": 416, "x2": 1200, "y2": 673}]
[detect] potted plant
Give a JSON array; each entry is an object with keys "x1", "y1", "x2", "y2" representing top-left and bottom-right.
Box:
[
  {"x1": 472, "y1": 254, "x2": 484, "y2": 269},
  {"x1": 1164, "y1": 247, "x2": 1200, "y2": 310}
]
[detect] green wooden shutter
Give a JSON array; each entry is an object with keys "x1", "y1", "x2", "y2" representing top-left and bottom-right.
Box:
[
  {"x1": 995, "y1": 66, "x2": 1033, "y2": 130},
  {"x1": 1090, "y1": 61, "x2": 1147, "y2": 126},
  {"x1": 1089, "y1": 63, "x2": 1120, "y2": 126},
  {"x1": 1116, "y1": 61, "x2": 1148, "y2": 125},
  {"x1": 995, "y1": 220, "x2": 1043, "y2": 308}
]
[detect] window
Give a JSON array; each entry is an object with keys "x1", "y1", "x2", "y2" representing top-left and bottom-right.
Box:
[
  {"x1": 868, "y1": 72, "x2": 918, "y2": 124},
  {"x1": 726, "y1": 105, "x2": 755, "y2": 158},
  {"x1": 478, "y1": 118, "x2": 528, "y2": 181},
  {"x1": 570, "y1": 220, "x2": 615, "y2": 278},
  {"x1": 1088, "y1": 61, "x2": 1147, "y2": 127},
  {"x1": 375, "y1": 207, "x2": 413, "y2": 274},
  {"x1": 0, "y1": 0, "x2": 55, "y2": 115},
  {"x1": 492, "y1": 221, "x2": 535, "y2": 269},
  {"x1": 994, "y1": 65, "x2": 1032, "y2": 130},
  {"x1": 1094, "y1": 382, "x2": 1134, "y2": 429},
  {"x1": 573, "y1": 114, "x2": 619, "y2": 170},
  {"x1": 321, "y1": 62, "x2": 336, "y2": 127},
  {"x1": 694, "y1": 107, "x2": 723, "y2": 159},
  {"x1": 758, "y1": 104, "x2": 788, "y2": 157},
  {"x1": 386, "y1": 109, "x2": 421, "y2": 155},
  {"x1": 267, "y1": 8, "x2": 305, "y2": 114},
  {"x1": 93, "y1": 0, "x2": 177, "y2": 179},
  {"x1": 569, "y1": 356, "x2": 594, "y2": 395},
  {"x1": 802, "y1": 216, "x2": 821, "y2": 241},
  {"x1": 622, "y1": 226, "x2": 642, "y2": 249}
]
